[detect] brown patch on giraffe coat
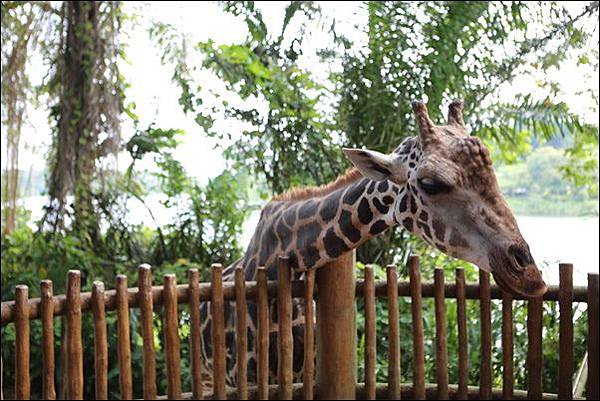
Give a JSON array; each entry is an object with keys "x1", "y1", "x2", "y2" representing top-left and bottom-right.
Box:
[
  {"x1": 259, "y1": 224, "x2": 279, "y2": 263},
  {"x1": 275, "y1": 218, "x2": 293, "y2": 250},
  {"x1": 283, "y1": 204, "x2": 298, "y2": 227},
  {"x1": 342, "y1": 179, "x2": 368, "y2": 205},
  {"x1": 402, "y1": 217, "x2": 414, "y2": 232},
  {"x1": 318, "y1": 190, "x2": 342, "y2": 222},
  {"x1": 288, "y1": 250, "x2": 299, "y2": 269},
  {"x1": 398, "y1": 194, "x2": 408, "y2": 213},
  {"x1": 323, "y1": 227, "x2": 350, "y2": 258},
  {"x1": 357, "y1": 197, "x2": 373, "y2": 224},
  {"x1": 372, "y1": 197, "x2": 390, "y2": 214},
  {"x1": 300, "y1": 245, "x2": 320, "y2": 268},
  {"x1": 339, "y1": 209, "x2": 361, "y2": 243},
  {"x1": 417, "y1": 220, "x2": 432, "y2": 239},
  {"x1": 367, "y1": 181, "x2": 376, "y2": 194},
  {"x1": 296, "y1": 221, "x2": 321, "y2": 268},
  {"x1": 377, "y1": 180, "x2": 389, "y2": 192},
  {"x1": 296, "y1": 221, "x2": 321, "y2": 249},
  {"x1": 298, "y1": 199, "x2": 317, "y2": 219},
  {"x1": 432, "y1": 219, "x2": 446, "y2": 241},
  {"x1": 449, "y1": 228, "x2": 469, "y2": 248},
  {"x1": 409, "y1": 194, "x2": 418, "y2": 214},
  {"x1": 369, "y1": 220, "x2": 389, "y2": 235}
]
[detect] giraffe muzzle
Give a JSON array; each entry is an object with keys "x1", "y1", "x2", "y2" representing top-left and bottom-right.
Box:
[{"x1": 489, "y1": 245, "x2": 548, "y2": 298}]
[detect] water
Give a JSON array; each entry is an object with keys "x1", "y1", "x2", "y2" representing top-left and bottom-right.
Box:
[
  {"x1": 515, "y1": 215, "x2": 599, "y2": 286},
  {"x1": 19, "y1": 196, "x2": 598, "y2": 285}
]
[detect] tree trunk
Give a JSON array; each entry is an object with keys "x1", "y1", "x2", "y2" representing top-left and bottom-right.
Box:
[{"x1": 43, "y1": 1, "x2": 121, "y2": 243}]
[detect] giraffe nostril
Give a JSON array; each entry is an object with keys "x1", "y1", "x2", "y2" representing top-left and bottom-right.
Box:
[{"x1": 508, "y1": 245, "x2": 532, "y2": 269}]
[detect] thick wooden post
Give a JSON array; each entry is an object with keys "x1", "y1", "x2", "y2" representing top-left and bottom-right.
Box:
[
  {"x1": 116, "y1": 275, "x2": 133, "y2": 400},
  {"x1": 15, "y1": 285, "x2": 30, "y2": 400},
  {"x1": 65, "y1": 271, "x2": 83, "y2": 400},
  {"x1": 40, "y1": 280, "x2": 56, "y2": 400},
  {"x1": 316, "y1": 250, "x2": 356, "y2": 400}
]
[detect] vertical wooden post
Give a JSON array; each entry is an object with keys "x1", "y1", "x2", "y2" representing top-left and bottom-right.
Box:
[
  {"x1": 116, "y1": 275, "x2": 133, "y2": 400},
  {"x1": 234, "y1": 267, "x2": 248, "y2": 400},
  {"x1": 15, "y1": 285, "x2": 30, "y2": 400},
  {"x1": 278, "y1": 257, "x2": 293, "y2": 400},
  {"x1": 139, "y1": 265, "x2": 157, "y2": 400},
  {"x1": 303, "y1": 268, "x2": 316, "y2": 401},
  {"x1": 455, "y1": 268, "x2": 468, "y2": 400},
  {"x1": 66, "y1": 270, "x2": 83, "y2": 400},
  {"x1": 211, "y1": 264, "x2": 227, "y2": 400},
  {"x1": 434, "y1": 268, "x2": 448, "y2": 400},
  {"x1": 91, "y1": 281, "x2": 108, "y2": 400},
  {"x1": 410, "y1": 257, "x2": 425, "y2": 400},
  {"x1": 479, "y1": 270, "x2": 492, "y2": 400},
  {"x1": 316, "y1": 250, "x2": 356, "y2": 400},
  {"x1": 164, "y1": 274, "x2": 182, "y2": 400},
  {"x1": 188, "y1": 269, "x2": 204, "y2": 400},
  {"x1": 502, "y1": 291, "x2": 514, "y2": 400},
  {"x1": 588, "y1": 273, "x2": 599, "y2": 400},
  {"x1": 40, "y1": 280, "x2": 56, "y2": 400},
  {"x1": 256, "y1": 267, "x2": 270, "y2": 400},
  {"x1": 527, "y1": 296, "x2": 543, "y2": 400},
  {"x1": 364, "y1": 265, "x2": 376, "y2": 401},
  {"x1": 386, "y1": 264, "x2": 401, "y2": 400},
  {"x1": 558, "y1": 263, "x2": 573, "y2": 400}
]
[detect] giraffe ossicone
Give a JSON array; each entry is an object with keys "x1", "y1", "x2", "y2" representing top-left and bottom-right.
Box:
[{"x1": 201, "y1": 100, "x2": 547, "y2": 386}]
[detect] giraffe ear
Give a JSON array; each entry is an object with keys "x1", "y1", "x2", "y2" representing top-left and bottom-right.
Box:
[{"x1": 343, "y1": 148, "x2": 395, "y2": 181}]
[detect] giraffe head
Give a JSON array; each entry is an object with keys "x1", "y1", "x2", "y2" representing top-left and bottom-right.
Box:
[{"x1": 343, "y1": 100, "x2": 547, "y2": 298}]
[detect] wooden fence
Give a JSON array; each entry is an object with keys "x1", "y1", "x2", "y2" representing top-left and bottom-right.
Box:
[{"x1": 0, "y1": 253, "x2": 598, "y2": 400}]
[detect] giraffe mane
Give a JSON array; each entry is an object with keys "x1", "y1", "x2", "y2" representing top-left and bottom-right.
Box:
[{"x1": 271, "y1": 168, "x2": 363, "y2": 201}]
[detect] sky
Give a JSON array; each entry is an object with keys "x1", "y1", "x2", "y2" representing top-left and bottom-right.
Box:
[{"x1": 8, "y1": 1, "x2": 598, "y2": 184}]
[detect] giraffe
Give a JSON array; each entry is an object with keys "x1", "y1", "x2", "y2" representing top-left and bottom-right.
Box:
[{"x1": 199, "y1": 100, "x2": 548, "y2": 387}]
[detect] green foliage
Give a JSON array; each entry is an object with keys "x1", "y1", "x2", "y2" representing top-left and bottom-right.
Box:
[
  {"x1": 151, "y1": 2, "x2": 344, "y2": 196},
  {"x1": 150, "y1": 171, "x2": 250, "y2": 275},
  {"x1": 560, "y1": 123, "x2": 600, "y2": 196},
  {"x1": 496, "y1": 146, "x2": 598, "y2": 216},
  {"x1": 124, "y1": 123, "x2": 250, "y2": 272},
  {"x1": 334, "y1": 1, "x2": 525, "y2": 150}
]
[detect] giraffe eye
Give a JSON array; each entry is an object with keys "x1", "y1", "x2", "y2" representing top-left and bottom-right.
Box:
[{"x1": 418, "y1": 178, "x2": 452, "y2": 195}]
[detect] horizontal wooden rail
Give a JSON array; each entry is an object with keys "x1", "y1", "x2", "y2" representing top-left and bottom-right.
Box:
[
  {"x1": 1, "y1": 279, "x2": 590, "y2": 324},
  {"x1": 153, "y1": 382, "x2": 583, "y2": 400}
]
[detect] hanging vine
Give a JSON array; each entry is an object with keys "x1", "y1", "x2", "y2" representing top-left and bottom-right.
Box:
[{"x1": 41, "y1": 1, "x2": 124, "y2": 248}]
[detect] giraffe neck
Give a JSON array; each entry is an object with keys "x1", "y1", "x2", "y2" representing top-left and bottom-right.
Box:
[
  {"x1": 235, "y1": 137, "x2": 433, "y2": 281},
  {"x1": 240, "y1": 178, "x2": 418, "y2": 280}
]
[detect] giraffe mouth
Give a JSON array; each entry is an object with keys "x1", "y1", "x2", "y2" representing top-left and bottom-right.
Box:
[
  {"x1": 492, "y1": 266, "x2": 547, "y2": 298},
  {"x1": 488, "y1": 246, "x2": 547, "y2": 298}
]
